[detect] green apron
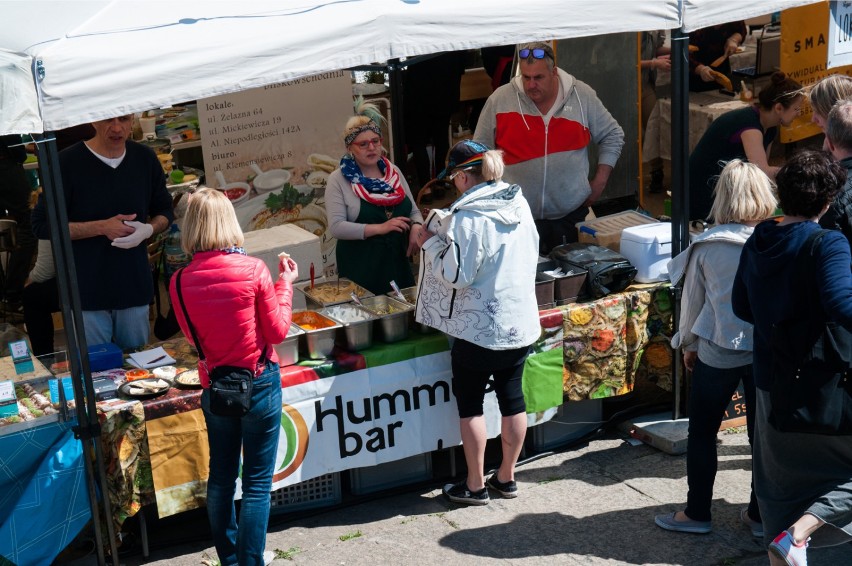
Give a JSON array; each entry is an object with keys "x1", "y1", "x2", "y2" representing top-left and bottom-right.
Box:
[{"x1": 336, "y1": 197, "x2": 415, "y2": 295}]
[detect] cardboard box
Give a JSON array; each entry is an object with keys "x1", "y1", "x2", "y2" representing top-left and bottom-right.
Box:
[
  {"x1": 619, "y1": 223, "x2": 672, "y2": 283},
  {"x1": 243, "y1": 224, "x2": 323, "y2": 292},
  {"x1": 576, "y1": 210, "x2": 657, "y2": 252}
]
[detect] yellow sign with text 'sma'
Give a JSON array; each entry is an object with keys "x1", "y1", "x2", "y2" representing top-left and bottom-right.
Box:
[{"x1": 781, "y1": 1, "x2": 852, "y2": 143}]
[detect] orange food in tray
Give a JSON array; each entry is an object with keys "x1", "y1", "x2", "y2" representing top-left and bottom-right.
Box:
[
  {"x1": 125, "y1": 369, "x2": 151, "y2": 381},
  {"x1": 292, "y1": 311, "x2": 336, "y2": 330}
]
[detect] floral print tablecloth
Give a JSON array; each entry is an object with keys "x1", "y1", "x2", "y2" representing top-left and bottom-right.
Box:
[{"x1": 562, "y1": 285, "x2": 673, "y2": 401}]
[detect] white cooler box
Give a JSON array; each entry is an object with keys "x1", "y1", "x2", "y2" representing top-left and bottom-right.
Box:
[
  {"x1": 243, "y1": 224, "x2": 323, "y2": 305},
  {"x1": 619, "y1": 222, "x2": 672, "y2": 283}
]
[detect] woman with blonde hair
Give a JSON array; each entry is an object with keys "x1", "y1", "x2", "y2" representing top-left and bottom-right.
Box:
[
  {"x1": 170, "y1": 188, "x2": 298, "y2": 566},
  {"x1": 325, "y1": 98, "x2": 424, "y2": 294},
  {"x1": 656, "y1": 159, "x2": 776, "y2": 536},
  {"x1": 808, "y1": 73, "x2": 852, "y2": 132},
  {"x1": 416, "y1": 140, "x2": 539, "y2": 505}
]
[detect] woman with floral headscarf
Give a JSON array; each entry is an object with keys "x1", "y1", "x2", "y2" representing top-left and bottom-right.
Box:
[{"x1": 325, "y1": 98, "x2": 424, "y2": 294}]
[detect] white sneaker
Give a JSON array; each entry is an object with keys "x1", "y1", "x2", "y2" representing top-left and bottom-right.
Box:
[
  {"x1": 263, "y1": 550, "x2": 275, "y2": 566},
  {"x1": 769, "y1": 530, "x2": 809, "y2": 566}
]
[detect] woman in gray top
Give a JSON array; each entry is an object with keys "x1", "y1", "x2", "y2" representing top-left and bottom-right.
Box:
[
  {"x1": 655, "y1": 159, "x2": 777, "y2": 537},
  {"x1": 325, "y1": 99, "x2": 423, "y2": 294}
]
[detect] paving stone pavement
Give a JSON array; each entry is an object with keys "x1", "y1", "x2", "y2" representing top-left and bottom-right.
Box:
[{"x1": 92, "y1": 430, "x2": 851, "y2": 566}]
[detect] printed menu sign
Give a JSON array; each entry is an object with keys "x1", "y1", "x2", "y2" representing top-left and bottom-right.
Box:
[
  {"x1": 780, "y1": 3, "x2": 852, "y2": 142},
  {"x1": 198, "y1": 72, "x2": 354, "y2": 274}
]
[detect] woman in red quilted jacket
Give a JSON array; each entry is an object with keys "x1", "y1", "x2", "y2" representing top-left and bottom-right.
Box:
[{"x1": 170, "y1": 188, "x2": 298, "y2": 566}]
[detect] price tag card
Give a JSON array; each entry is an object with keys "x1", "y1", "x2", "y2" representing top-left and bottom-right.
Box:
[
  {"x1": 49, "y1": 376, "x2": 75, "y2": 404},
  {"x1": 9, "y1": 340, "x2": 34, "y2": 374},
  {"x1": 0, "y1": 380, "x2": 18, "y2": 418}
]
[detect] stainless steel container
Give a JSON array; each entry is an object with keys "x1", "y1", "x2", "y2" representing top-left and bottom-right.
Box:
[
  {"x1": 319, "y1": 305, "x2": 377, "y2": 351},
  {"x1": 291, "y1": 311, "x2": 342, "y2": 359},
  {"x1": 385, "y1": 286, "x2": 435, "y2": 334},
  {"x1": 359, "y1": 296, "x2": 413, "y2": 343},
  {"x1": 295, "y1": 278, "x2": 374, "y2": 309},
  {"x1": 273, "y1": 324, "x2": 304, "y2": 366}
]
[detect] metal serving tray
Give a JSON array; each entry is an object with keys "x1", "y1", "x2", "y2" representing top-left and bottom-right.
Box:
[
  {"x1": 359, "y1": 296, "x2": 414, "y2": 343},
  {"x1": 273, "y1": 324, "x2": 304, "y2": 366},
  {"x1": 291, "y1": 311, "x2": 342, "y2": 359},
  {"x1": 319, "y1": 305, "x2": 377, "y2": 352},
  {"x1": 295, "y1": 278, "x2": 374, "y2": 309},
  {"x1": 386, "y1": 286, "x2": 435, "y2": 333}
]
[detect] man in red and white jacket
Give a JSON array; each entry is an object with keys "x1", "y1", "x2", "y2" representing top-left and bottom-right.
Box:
[{"x1": 474, "y1": 41, "x2": 624, "y2": 254}]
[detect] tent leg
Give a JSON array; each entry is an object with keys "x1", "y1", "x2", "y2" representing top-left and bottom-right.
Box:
[
  {"x1": 36, "y1": 133, "x2": 120, "y2": 565},
  {"x1": 139, "y1": 509, "x2": 150, "y2": 557},
  {"x1": 670, "y1": 28, "x2": 690, "y2": 421},
  {"x1": 388, "y1": 58, "x2": 405, "y2": 166}
]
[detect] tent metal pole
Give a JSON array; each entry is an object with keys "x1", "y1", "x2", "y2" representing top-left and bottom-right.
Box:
[
  {"x1": 670, "y1": 28, "x2": 690, "y2": 421},
  {"x1": 36, "y1": 133, "x2": 120, "y2": 565},
  {"x1": 388, "y1": 58, "x2": 406, "y2": 166}
]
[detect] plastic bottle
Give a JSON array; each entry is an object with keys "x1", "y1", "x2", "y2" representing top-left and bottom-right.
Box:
[{"x1": 164, "y1": 223, "x2": 190, "y2": 279}]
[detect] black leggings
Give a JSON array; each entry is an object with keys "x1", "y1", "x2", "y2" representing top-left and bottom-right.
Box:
[{"x1": 450, "y1": 339, "x2": 529, "y2": 419}]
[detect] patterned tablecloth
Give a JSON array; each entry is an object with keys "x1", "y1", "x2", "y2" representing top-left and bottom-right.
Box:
[
  {"x1": 98, "y1": 285, "x2": 673, "y2": 534},
  {"x1": 561, "y1": 285, "x2": 674, "y2": 400}
]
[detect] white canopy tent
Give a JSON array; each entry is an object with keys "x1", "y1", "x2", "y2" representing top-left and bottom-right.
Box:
[
  {"x1": 2, "y1": 0, "x2": 684, "y2": 135},
  {"x1": 0, "y1": 1, "x2": 826, "y2": 564}
]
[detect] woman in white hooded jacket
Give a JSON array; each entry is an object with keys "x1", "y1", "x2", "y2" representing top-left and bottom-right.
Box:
[
  {"x1": 415, "y1": 140, "x2": 540, "y2": 506},
  {"x1": 654, "y1": 159, "x2": 777, "y2": 537}
]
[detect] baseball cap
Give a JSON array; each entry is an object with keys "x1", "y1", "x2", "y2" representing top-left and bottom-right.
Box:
[{"x1": 437, "y1": 139, "x2": 490, "y2": 180}]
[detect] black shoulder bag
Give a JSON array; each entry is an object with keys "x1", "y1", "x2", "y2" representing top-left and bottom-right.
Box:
[
  {"x1": 175, "y1": 269, "x2": 262, "y2": 418},
  {"x1": 768, "y1": 229, "x2": 852, "y2": 435}
]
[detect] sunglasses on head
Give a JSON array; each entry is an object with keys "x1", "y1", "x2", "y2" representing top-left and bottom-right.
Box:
[{"x1": 519, "y1": 48, "x2": 551, "y2": 60}]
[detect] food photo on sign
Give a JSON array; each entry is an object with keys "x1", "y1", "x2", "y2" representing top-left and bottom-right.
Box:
[{"x1": 198, "y1": 71, "x2": 355, "y2": 276}]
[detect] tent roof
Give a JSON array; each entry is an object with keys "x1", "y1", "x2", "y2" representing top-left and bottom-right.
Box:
[
  {"x1": 0, "y1": 0, "x2": 822, "y2": 135},
  {"x1": 3, "y1": 0, "x2": 679, "y2": 134}
]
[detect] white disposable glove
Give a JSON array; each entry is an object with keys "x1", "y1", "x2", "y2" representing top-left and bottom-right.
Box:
[{"x1": 111, "y1": 221, "x2": 154, "y2": 249}]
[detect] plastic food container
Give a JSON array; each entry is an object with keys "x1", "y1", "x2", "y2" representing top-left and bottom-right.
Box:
[
  {"x1": 125, "y1": 368, "x2": 151, "y2": 382},
  {"x1": 359, "y1": 296, "x2": 414, "y2": 343},
  {"x1": 291, "y1": 311, "x2": 342, "y2": 359},
  {"x1": 386, "y1": 286, "x2": 435, "y2": 333},
  {"x1": 319, "y1": 304, "x2": 377, "y2": 351},
  {"x1": 534, "y1": 272, "x2": 555, "y2": 308},
  {"x1": 619, "y1": 222, "x2": 672, "y2": 283},
  {"x1": 296, "y1": 278, "x2": 374, "y2": 309},
  {"x1": 575, "y1": 210, "x2": 657, "y2": 253},
  {"x1": 538, "y1": 259, "x2": 588, "y2": 305},
  {"x1": 273, "y1": 324, "x2": 304, "y2": 366}
]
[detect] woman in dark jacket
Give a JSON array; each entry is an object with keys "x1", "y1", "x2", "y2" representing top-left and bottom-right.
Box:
[
  {"x1": 170, "y1": 188, "x2": 298, "y2": 566},
  {"x1": 732, "y1": 150, "x2": 852, "y2": 566}
]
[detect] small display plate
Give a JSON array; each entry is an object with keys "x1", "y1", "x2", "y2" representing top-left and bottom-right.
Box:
[{"x1": 118, "y1": 377, "x2": 172, "y2": 399}]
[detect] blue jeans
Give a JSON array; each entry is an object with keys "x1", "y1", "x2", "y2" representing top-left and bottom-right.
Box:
[
  {"x1": 685, "y1": 358, "x2": 760, "y2": 523},
  {"x1": 202, "y1": 362, "x2": 281, "y2": 566},
  {"x1": 82, "y1": 306, "x2": 150, "y2": 351}
]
